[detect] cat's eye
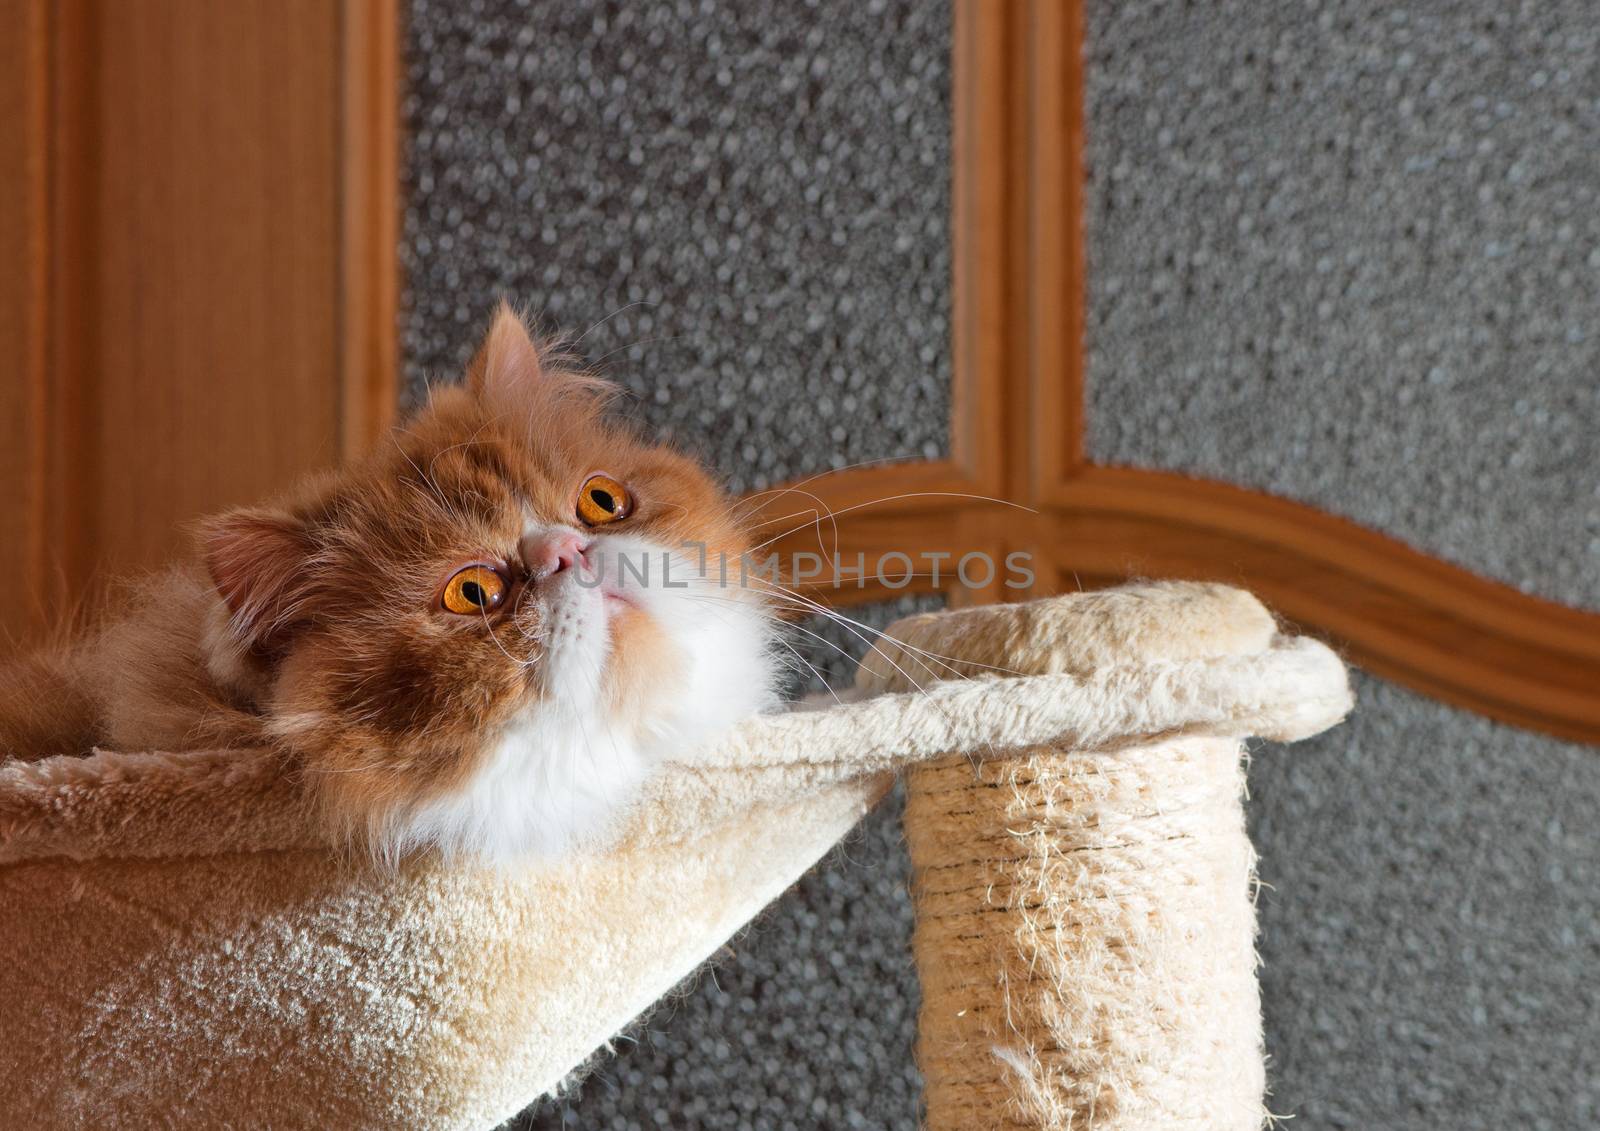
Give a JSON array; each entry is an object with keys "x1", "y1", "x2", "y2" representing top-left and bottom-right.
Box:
[
  {"x1": 576, "y1": 474, "x2": 632, "y2": 526},
  {"x1": 441, "y1": 564, "x2": 509, "y2": 615}
]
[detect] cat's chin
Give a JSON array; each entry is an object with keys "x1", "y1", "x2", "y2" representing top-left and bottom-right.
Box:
[
  {"x1": 386, "y1": 709, "x2": 651, "y2": 865},
  {"x1": 375, "y1": 537, "x2": 779, "y2": 866}
]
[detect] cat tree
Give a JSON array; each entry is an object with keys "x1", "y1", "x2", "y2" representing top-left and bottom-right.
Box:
[{"x1": 0, "y1": 582, "x2": 1350, "y2": 1129}]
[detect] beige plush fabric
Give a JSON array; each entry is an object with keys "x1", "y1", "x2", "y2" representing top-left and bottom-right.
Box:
[
  {"x1": 863, "y1": 585, "x2": 1322, "y2": 1130},
  {"x1": 0, "y1": 583, "x2": 1350, "y2": 1129}
]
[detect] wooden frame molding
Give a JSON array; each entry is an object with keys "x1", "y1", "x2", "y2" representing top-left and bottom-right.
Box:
[
  {"x1": 0, "y1": 0, "x2": 398, "y2": 644},
  {"x1": 0, "y1": 0, "x2": 52, "y2": 644},
  {"x1": 748, "y1": 0, "x2": 1600, "y2": 744},
  {"x1": 339, "y1": 0, "x2": 402, "y2": 457}
]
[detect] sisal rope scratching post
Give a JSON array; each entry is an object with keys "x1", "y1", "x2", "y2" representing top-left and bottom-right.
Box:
[
  {"x1": 858, "y1": 585, "x2": 1316, "y2": 1130},
  {"x1": 0, "y1": 582, "x2": 1347, "y2": 1128}
]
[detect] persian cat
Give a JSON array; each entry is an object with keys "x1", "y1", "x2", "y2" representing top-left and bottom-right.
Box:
[{"x1": 0, "y1": 304, "x2": 780, "y2": 862}]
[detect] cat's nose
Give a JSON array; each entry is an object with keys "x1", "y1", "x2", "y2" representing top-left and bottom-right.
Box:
[{"x1": 521, "y1": 527, "x2": 592, "y2": 582}]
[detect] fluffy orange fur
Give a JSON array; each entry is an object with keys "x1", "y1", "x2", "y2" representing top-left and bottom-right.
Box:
[{"x1": 0, "y1": 304, "x2": 768, "y2": 858}]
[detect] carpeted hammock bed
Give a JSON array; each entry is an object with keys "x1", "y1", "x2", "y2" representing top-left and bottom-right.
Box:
[{"x1": 0, "y1": 581, "x2": 1351, "y2": 1130}]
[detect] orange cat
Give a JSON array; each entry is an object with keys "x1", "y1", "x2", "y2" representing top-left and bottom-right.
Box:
[{"x1": 0, "y1": 305, "x2": 779, "y2": 862}]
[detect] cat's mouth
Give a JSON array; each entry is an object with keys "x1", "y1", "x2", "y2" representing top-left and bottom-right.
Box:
[
  {"x1": 572, "y1": 565, "x2": 638, "y2": 616},
  {"x1": 542, "y1": 562, "x2": 640, "y2": 627}
]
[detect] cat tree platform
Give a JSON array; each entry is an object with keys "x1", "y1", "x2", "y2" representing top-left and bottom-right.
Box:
[{"x1": 0, "y1": 582, "x2": 1351, "y2": 1129}]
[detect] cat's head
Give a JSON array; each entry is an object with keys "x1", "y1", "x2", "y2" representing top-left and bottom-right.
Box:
[{"x1": 199, "y1": 303, "x2": 777, "y2": 862}]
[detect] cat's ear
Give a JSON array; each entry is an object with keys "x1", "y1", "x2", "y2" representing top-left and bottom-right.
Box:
[
  {"x1": 200, "y1": 508, "x2": 313, "y2": 646},
  {"x1": 465, "y1": 300, "x2": 544, "y2": 399}
]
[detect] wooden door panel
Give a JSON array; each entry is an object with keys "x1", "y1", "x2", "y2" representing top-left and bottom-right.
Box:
[
  {"x1": 83, "y1": 0, "x2": 342, "y2": 572},
  {"x1": 0, "y1": 0, "x2": 50, "y2": 640},
  {"x1": 0, "y1": 0, "x2": 395, "y2": 644}
]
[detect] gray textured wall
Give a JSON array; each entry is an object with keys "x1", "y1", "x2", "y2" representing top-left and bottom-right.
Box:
[
  {"x1": 1086, "y1": 0, "x2": 1600, "y2": 610},
  {"x1": 1086, "y1": 3, "x2": 1600, "y2": 1127},
  {"x1": 402, "y1": 0, "x2": 952, "y2": 495},
  {"x1": 400, "y1": 2, "x2": 1600, "y2": 1129},
  {"x1": 1248, "y1": 680, "x2": 1600, "y2": 1129}
]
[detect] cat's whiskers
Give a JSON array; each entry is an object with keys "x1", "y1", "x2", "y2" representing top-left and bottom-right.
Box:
[
  {"x1": 387, "y1": 429, "x2": 454, "y2": 515},
  {"x1": 767, "y1": 591, "x2": 945, "y2": 691},
  {"x1": 727, "y1": 456, "x2": 923, "y2": 519},
  {"x1": 761, "y1": 619, "x2": 864, "y2": 705},
  {"x1": 671, "y1": 584, "x2": 844, "y2": 707},
  {"x1": 567, "y1": 300, "x2": 659, "y2": 350},
  {"x1": 740, "y1": 505, "x2": 833, "y2": 539},
  {"x1": 678, "y1": 582, "x2": 1024, "y2": 683},
  {"x1": 683, "y1": 584, "x2": 943, "y2": 696},
  {"x1": 748, "y1": 490, "x2": 1039, "y2": 558},
  {"x1": 739, "y1": 580, "x2": 1027, "y2": 680},
  {"x1": 477, "y1": 603, "x2": 539, "y2": 672},
  {"x1": 424, "y1": 415, "x2": 501, "y2": 483},
  {"x1": 673, "y1": 590, "x2": 852, "y2": 703},
  {"x1": 700, "y1": 578, "x2": 1016, "y2": 768},
  {"x1": 590, "y1": 334, "x2": 685, "y2": 367},
  {"x1": 740, "y1": 485, "x2": 841, "y2": 559},
  {"x1": 773, "y1": 646, "x2": 845, "y2": 705}
]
